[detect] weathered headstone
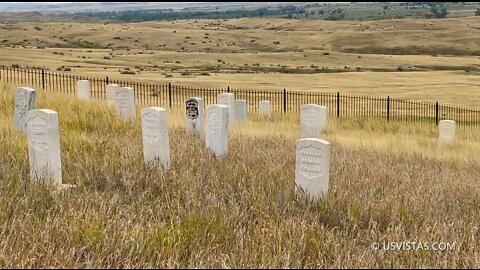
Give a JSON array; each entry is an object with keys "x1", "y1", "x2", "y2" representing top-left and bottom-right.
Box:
[
  {"x1": 26, "y1": 109, "x2": 62, "y2": 184},
  {"x1": 185, "y1": 97, "x2": 204, "y2": 136},
  {"x1": 235, "y1": 100, "x2": 247, "y2": 123},
  {"x1": 295, "y1": 138, "x2": 330, "y2": 200},
  {"x1": 141, "y1": 107, "x2": 170, "y2": 169},
  {"x1": 259, "y1": 100, "x2": 271, "y2": 116},
  {"x1": 115, "y1": 86, "x2": 136, "y2": 120},
  {"x1": 206, "y1": 104, "x2": 229, "y2": 158},
  {"x1": 76, "y1": 80, "x2": 91, "y2": 100},
  {"x1": 439, "y1": 120, "x2": 456, "y2": 146},
  {"x1": 300, "y1": 104, "x2": 328, "y2": 138},
  {"x1": 217, "y1": 93, "x2": 235, "y2": 128},
  {"x1": 106, "y1": 84, "x2": 119, "y2": 106},
  {"x1": 14, "y1": 87, "x2": 36, "y2": 132},
  {"x1": 319, "y1": 106, "x2": 328, "y2": 131}
]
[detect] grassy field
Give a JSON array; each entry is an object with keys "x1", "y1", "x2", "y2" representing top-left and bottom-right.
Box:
[
  {"x1": 1, "y1": 81, "x2": 480, "y2": 268},
  {"x1": 0, "y1": 17, "x2": 479, "y2": 107},
  {"x1": 2, "y1": 17, "x2": 480, "y2": 55},
  {"x1": 1, "y1": 13, "x2": 480, "y2": 268}
]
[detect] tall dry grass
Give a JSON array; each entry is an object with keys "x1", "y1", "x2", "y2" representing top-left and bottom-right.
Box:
[{"x1": 0, "y1": 82, "x2": 479, "y2": 268}]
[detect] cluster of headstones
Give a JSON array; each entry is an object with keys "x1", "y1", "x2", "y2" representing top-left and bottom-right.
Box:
[
  {"x1": 187, "y1": 94, "x2": 272, "y2": 158},
  {"x1": 12, "y1": 80, "x2": 459, "y2": 199}
]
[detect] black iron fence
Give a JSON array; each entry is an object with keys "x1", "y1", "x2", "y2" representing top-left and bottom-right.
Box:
[{"x1": 1, "y1": 65, "x2": 479, "y2": 129}]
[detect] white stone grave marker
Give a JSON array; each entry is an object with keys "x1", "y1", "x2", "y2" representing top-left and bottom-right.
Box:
[
  {"x1": 141, "y1": 107, "x2": 170, "y2": 169},
  {"x1": 235, "y1": 100, "x2": 247, "y2": 123},
  {"x1": 206, "y1": 104, "x2": 229, "y2": 158},
  {"x1": 185, "y1": 97, "x2": 204, "y2": 136},
  {"x1": 26, "y1": 109, "x2": 62, "y2": 184},
  {"x1": 259, "y1": 100, "x2": 271, "y2": 116},
  {"x1": 106, "y1": 84, "x2": 119, "y2": 106},
  {"x1": 439, "y1": 120, "x2": 456, "y2": 146},
  {"x1": 115, "y1": 86, "x2": 136, "y2": 120},
  {"x1": 217, "y1": 93, "x2": 235, "y2": 128},
  {"x1": 14, "y1": 87, "x2": 36, "y2": 132},
  {"x1": 76, "y1": 80, "x2": 91, "y2": 100},
  {"x1": 295, "y1": 138, "x2": 331, "y2": 200},
  {"x1": 300, "y1": 104, "x2": 328, "y2": 138},
  {"x1": 319, "y1": 106, "x2": 328, "y2": 131}
]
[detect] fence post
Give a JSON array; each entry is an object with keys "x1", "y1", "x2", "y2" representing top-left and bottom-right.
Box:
[
  {"x1": 336, "y1": 92, "x2": 340, "y2": 118},
  {"x1": 435, "y1": 102, "x2": 439, "y2": 126},
  {"x1": 106, "y1": 76, "x2": 109, "y2": 85},
  {"x1": 41, "y1": 68, "x2": 45, "y2": 89},
  {"x1": 227, "y1": 85, "x2": 230, "y2": 93},
  {"x1": 283, "y1": 88, "x2": 287, "y2": 114},
  {"x1": 387, "y1": 96, "x2": 390, "y2": 122},
  {"x1": 168, "y1": 82, "x2": 172, "y2": 109}
]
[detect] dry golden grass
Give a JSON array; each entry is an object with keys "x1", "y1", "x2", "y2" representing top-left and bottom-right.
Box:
[
  {"x1": 2, "y1": 17, "x2": 480, "y2": 55},
  {"x1": 1, "y1": 82, "x2": 480, "y2": 268},
  {"x1": 1, "y1": 47, "x2": 479, "y2": 108},
  {"x1": 0, "y1": 17, "x2": 479, "y2": 108}
]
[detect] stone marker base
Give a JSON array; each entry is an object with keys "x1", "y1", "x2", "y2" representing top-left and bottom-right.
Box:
[
  {"x1": 58, "y1": 184, "x2": 77, "y2": 190},
  {"x1": 50, "y1": 184, "x2": 77, "y2": 195}
]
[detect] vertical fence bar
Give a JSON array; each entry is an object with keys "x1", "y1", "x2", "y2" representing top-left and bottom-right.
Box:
[
  {"x1": 41, "y1": 68, "x2": 45, "y2": 89},
  {"x1": 435, "y1": 102, "x2": 439, "y2": 126},
  {"x1": 168, "y1": 82, "x2": 172, "y2": 109},
  {"x1": 336, "y1": 92, "x2": 340, "y2": 118},
  {"x1": 387, "y1": 96, "x2": 390, "y2": 122}
]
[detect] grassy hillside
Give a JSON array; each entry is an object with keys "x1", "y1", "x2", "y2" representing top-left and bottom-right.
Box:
[
  {"x1": 1, "y1": 17, "x2": 480, "y2": 55},
  {"x1": 0, "y1": 82, "x2": 479, "y2": 267},
  {"x1": 0, "y1": 17, "x2": 479, "y2": 108}
]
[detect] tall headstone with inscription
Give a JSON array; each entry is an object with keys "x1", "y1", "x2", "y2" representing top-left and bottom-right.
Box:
[
  {"x1": 115, "y1": 86, "x2": 136, "y2": 120},
  {"x1": 26, "y1": 109, "x2": 62, "y2": 184},
  {"x1": 76, "y1": 80, "x2": 91, "y2": 100},
  {"x1": 259, "y1": 100, "x2": 271, "y2": 117},
  {"x1": 235, "y1": 100, "x2": 248, "y2": 123},
  {"x1": 439, "y1": 120, "x2": 456, "y2": 146},
  {"x1": 300, "y1": 104, "x2": 328, "y2": 138},
  {"x1": 106, "y1": 84, "x2": 119, "y2": 106},
  {"x1": 206, "y1": 104, "x2": 229, "y2": 158},
  {"x1": 295, "y1": 138, "x2": 330, "y2": 200},
  {"x1": 141, "y1": 107, "x2": 170, "y2": 169},
  {"x1": 185, "y1": 97, "x2": 204, "y2": 136},
  {"x1": 14, "y1": 87, "x2": 36, "y2": 132},
  {"x1": 217, "y1": 93, "x2": 235, "y2": 128}
]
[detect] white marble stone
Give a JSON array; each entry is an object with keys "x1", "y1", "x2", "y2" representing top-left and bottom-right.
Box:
[
  {"x1": 206, "y1": 104, "x2": 229, "y2": 158},
  {"x1": 259, "y1": 100, "x2": 271, "y2": 116},
  {"x1": 235, "y1": 100, "x2": 248, "y2": 123},
  {"x1": 76, "y1": 80, "x2": 91, "y2": 100},
  {"x1": 106, "y1": 84, "x2": 119, "y2": 106},
  {"x1": 319, "y1": 106, "x2": 328, "y2": 131},
  {"x1": 217, "y1": 93, "x2": 235, "y2": 128},
  {"x1": 26, "y1": 109, "x2": 62, "y2": 184},
  {"x1": 185, "y1": 97, "x2": 204, "y2": 136},
  {"x1": 439, "y1": 120, "x2": 456, "y2": 146},
  {"x1": 115, "y1": 86, "x2": 136, "y2": 120},
  {"x1": 14, "y1": 87, "x2": 36, "y2": 132},
  {"x1": 141, "y1": 107, "x2": 170, "y2": 169},
  {"x1": 295, "y1": 138, "x2": 330, "y2": 200},
  {"x1": 300, "y1": 104, "x2": 328, "y2": 138}
]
